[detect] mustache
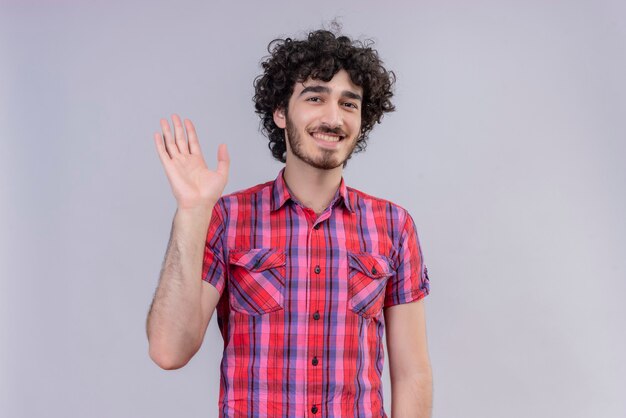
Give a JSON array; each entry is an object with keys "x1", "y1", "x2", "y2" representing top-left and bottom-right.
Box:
[{"x1": 310, "y1": 125, "x2": 347, "y2": 137}]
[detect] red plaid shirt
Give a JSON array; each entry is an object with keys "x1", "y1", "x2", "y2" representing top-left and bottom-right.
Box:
[{"x1": 202, "y1": 168, "x2": 430, "y2": 417}]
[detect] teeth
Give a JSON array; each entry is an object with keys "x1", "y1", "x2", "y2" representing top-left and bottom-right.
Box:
[{"x1": 312, "y1": 132, "x2": 342, "y2": 142}]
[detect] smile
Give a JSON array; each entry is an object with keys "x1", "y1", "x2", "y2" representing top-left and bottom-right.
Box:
[{"x1": 310, "y1": 132, "x2": 344, "y2": 143}]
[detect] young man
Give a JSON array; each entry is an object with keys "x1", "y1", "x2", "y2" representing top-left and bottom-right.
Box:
[{"x1": 147, "y1": 29, "x2": 432, "y2": 417}]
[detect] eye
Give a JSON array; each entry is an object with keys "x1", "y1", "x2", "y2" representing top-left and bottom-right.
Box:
[
  {"x1": 343, "y1": 102, "x2": 358, "y2": 109},
  {"x1": 306, "y1": 96, "x2": 322, "y2": 103}
]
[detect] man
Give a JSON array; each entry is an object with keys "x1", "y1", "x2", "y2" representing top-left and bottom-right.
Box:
[{"x1": 147, "y1": 28, "x2": 432, "y2": 417}]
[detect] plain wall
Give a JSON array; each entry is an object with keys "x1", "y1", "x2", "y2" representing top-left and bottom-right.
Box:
[{"x1": 1, "y1": 1, "x2": 625, "y2": 417}]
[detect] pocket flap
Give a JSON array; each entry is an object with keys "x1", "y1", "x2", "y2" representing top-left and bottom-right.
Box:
[
  {"x1": 348, "y1": 252, "x2": 393, "y2": 279},
  {"x1": 229, "y1": 248, "x2": 286, "y2": 272}
]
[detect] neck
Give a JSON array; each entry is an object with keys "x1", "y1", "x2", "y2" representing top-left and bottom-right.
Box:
[{"x1": 283, "y1": 159, "x2": 343, "y2": 215}]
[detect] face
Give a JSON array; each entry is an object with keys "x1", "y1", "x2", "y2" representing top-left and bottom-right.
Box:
[{"x1": 273, "y1": 69, "x2": 363, "y2": 170}]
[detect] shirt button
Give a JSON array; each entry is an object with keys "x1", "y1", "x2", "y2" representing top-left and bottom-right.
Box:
[
  {"x1": 313, "y1": 223, "x2": 320, "y2": 230},
  {"x1": 311, "y1": 405, "x2": 318, "y2": 414},
  {"x1": 312, "y1": 356, "x2": 319, "y2": 366},
  {"x1": 313, "y1": 311, "x2": 320, "y2": 320},
  {"x1": 371, "y1": 267, "x2": 378, "y2": 275},
  {"x1": 314, "y1": 265, "x2": 321, "y2": 274}
]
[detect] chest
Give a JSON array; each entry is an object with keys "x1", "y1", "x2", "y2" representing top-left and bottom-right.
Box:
[{"x1": 222, "y1": 206, "x2": 399, "y2": 319}]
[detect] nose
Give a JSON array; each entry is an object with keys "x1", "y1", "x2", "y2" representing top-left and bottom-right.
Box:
[{"x1": 319, "y1": 102, "x2": 343, "y2": 129}]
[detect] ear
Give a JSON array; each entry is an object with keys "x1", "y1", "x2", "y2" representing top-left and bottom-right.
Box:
[{"x1": 273, "y1": 107, "x2": 286, "y2": 129}]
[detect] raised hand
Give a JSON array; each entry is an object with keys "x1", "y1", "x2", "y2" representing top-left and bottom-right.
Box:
[{"x1": 154, "y1": 114, "x2": 230, "y2": 210}]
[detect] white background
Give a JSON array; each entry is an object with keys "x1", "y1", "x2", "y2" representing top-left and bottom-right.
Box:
[{"x1": 1, "y1": 1, "x2": 624, "y2": 417}]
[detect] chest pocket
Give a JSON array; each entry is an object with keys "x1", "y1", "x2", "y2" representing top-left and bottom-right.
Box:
[
  {"x1": 348, "y1": 252, "x2": 394, "y2": 318},
  {"x1": 228, "y1": 248, "x2": 286, "y2": 316}
]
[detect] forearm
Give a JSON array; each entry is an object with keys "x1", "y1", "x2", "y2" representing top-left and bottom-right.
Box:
[
  {"x1": 146, "y1": 205, "x2": 213, "y2": 369},
  {"x1": 390, "y1": 369, "x2": 433, "y2": 418}
]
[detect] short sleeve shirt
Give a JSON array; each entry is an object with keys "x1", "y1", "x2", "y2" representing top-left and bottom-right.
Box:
[{"x1": 202, "y1": 168, "x2": 430, "y2": 417}]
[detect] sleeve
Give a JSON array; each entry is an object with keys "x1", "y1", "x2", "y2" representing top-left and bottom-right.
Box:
[
  {"x1": 383, "y1": 211, "x2": 430, "y2": 307},
  {"x1": 201, "y1": 200, "x2": 227, "y2": 296}
]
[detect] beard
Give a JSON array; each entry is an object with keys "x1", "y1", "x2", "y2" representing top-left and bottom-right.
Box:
[{"x1": 285, "y1": 114, "x2": 357, "y2": 170}]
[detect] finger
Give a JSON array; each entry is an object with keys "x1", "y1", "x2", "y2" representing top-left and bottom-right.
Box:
[
  {"x1": 216, "y1": 143, "x2": 230, "y2": 179},
  {"x1": 160, "y1": 118, "x2": 180, "y2": 156},
  {"x1": 172, "y1": 114, "x2": 189, "y2": 154},
  {"x1": 154, "y1": 132, "x2": 173, "y2": 166},
  {"x1": 184, "y1": 118, "x2": 202, "y2": 155}
]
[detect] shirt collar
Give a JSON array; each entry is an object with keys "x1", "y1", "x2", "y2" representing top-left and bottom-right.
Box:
[{"x1": 270, "y1": 167, "x2": 354, "y2": 213}]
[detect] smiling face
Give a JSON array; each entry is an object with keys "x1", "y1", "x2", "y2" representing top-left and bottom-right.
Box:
[{"x1": 273, "y1": 69, "x2": 363, "y2": 170}]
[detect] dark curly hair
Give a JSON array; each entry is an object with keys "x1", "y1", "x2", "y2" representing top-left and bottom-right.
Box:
[{"x1": 253, "y1": 28, "x2": 396, "y2": 163}]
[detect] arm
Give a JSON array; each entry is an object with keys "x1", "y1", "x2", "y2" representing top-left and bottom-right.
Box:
[
  {"x1": 146, "y1": 114, "x2": 229, "y2": 370},
  {"x1": 384, "y1": 299, "x2": 433, "y2": 418},
  {"x1": 146, "y1": 206, "x2": 221, "y2": 369}
]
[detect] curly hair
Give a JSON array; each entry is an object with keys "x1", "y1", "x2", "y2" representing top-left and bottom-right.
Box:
[{"x1": 253, "y1": 28, "x2": 396, "y2": 163}]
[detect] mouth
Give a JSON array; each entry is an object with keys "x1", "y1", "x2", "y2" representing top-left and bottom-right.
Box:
[{"x1": 309, "y1": 131, "x2": 345, "y2": 143}]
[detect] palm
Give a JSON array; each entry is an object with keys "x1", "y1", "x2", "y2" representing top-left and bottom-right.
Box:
[{"x1": 154, "y1": 115, "x2": 230, "y2": 209}]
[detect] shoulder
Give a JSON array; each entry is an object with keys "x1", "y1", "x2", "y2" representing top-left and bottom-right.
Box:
[
  {"x1": 347, "y1": 186, "x2": 412, "y2": 224},
  {"x1": 214, "y1": 180, "x2": 274, "y2": 211}
]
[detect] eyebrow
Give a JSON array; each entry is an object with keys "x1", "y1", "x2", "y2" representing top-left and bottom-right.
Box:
[{"x1": 298, "y1": 85, "x2": 363, "y2": 102}]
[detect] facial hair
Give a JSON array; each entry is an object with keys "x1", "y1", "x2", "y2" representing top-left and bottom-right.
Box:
[{"x1": 285, "y1": 113, "x2": 358, "y2": 170}]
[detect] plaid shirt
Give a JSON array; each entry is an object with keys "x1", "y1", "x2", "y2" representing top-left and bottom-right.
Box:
[{"x1": 202, "y1": 168, "x2": 430, "y2": 417}]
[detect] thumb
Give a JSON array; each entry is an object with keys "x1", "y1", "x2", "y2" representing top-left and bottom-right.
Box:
[{"x1": 216, "y1": 143, "x2": 230, "y2": 178}]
